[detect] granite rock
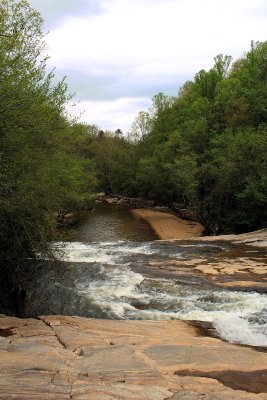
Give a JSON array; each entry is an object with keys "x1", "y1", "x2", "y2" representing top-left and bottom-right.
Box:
[{"x1": 0, "y1": 315, "x2": 267, "y2": 399}]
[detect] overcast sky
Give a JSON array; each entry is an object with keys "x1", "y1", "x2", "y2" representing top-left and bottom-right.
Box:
[{"x1": 28, "y1": 0, "x2": 266, "y2": 132}]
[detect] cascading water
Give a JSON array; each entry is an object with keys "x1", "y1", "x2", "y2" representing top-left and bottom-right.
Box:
[
  {"x1": 24, "y1": 204, "x2": 267, "y2": 347},
  {"x1": 58, "y1": 240, "x2": 267, "y2": 347}
]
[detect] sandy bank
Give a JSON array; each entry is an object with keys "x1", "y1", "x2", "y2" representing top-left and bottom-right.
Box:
[{"x1": 131, "y1": 209, "x2": 205, "y2": 240}]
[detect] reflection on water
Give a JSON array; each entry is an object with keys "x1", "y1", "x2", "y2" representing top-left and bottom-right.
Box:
[{"x1": 75, "y1": 202, "x2": 158, "y2": 242}]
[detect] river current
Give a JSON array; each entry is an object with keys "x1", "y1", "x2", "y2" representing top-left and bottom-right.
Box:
[{"x1": 26, "y1": 204, "x2": 267, "y2": 348}]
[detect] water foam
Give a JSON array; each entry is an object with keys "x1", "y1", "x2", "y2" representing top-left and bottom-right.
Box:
[
  {"x1": 54, "y1": 240, "x2": 267, "y2": 347},
  {"x1": 74, "y1": 263, "x2": 267, "y2": 346},
  {"x1": 76, "y1": 267, "x2": 148, "y2": 318},
  {"x1": 55, "y1": 241, "x2": 185, "y2": 269},
  {"x1": 214, "y1": 316, "x2": 267, "y2": 346},
  {"x1": 56, "y1": 241, "x2": 160, "y2": 265}
]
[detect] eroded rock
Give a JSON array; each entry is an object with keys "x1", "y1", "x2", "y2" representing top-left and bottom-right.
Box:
[{"x1": 0, "y1": 315, "x2": 267, "y2": 399}]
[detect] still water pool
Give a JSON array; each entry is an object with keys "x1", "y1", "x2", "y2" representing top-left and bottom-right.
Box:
[{"x1": 75, "y1": 202, "x2": 158, "y2": 242}]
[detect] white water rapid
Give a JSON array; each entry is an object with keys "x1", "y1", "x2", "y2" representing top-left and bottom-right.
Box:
[{"x1": 51, "y1": 240, "x2": 267, "y2": 347}]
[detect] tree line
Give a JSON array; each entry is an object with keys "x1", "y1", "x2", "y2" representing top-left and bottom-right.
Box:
[{"x1": 88, "y1": 43, "x2": 267, "y2": 234}]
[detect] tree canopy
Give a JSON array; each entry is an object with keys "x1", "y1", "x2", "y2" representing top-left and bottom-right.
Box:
[
  {"x1": 89, "y1": 41, "x2": 267, "y2": 234},
  {"x1": 0, "y1": 0, "x2": 97, "y2": 275}
]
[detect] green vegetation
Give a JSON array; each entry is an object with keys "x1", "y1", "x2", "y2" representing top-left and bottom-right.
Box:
[
  {"x1": 0, "y1": 0, "x2": 97, "y2": 281},
  {"x1": 90, "y1": 43, "x2": 267, "y2": 234}
]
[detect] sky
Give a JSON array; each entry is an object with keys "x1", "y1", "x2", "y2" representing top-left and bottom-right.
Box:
[{"x1": 28, "y1": 0, "x2": 267, "y2": 132}]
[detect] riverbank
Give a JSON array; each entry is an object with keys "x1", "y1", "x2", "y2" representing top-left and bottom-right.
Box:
[
  {"x1": 101, "y1": 194, "x2": 204, "y2": 239},
  {"x1": 131, "y1": 208, "x2": 205, "y2": 239},
  {"x1": 1, "y1": 314, "x2": 267, "y2": 399}
]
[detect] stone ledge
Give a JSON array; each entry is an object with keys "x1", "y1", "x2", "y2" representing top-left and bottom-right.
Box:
[{"x1": 0, "y1": 315, "x2": 267, "y2": 399}]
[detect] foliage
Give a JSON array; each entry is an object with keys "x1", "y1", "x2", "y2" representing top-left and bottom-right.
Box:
[
  {"x1": 91, "y1": 41, "x2": 267, "y2": 234},
  {"x1": 90, "y1": 131, "x2": 137, "y2": 194},
  {"x1": 0, "y1": 0, "x2": 97, "y2": 275}
]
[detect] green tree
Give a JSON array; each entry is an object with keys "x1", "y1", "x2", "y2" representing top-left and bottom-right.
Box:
[
  {"x1": 91, "y1": 131, "x2": 137, "y2": 194},
  {"x1": 0, "y1": 0, "x2": 96, "y2": 286},
  {"x1": 122, "y1": 42, "x2": 267, "y2": 233},
  {"x1": 128, "y1": 111, "x2": 151, "y2": 142}
]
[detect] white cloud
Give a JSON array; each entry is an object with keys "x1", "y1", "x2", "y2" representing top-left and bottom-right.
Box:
[
  {"x1": 46, "y1": 0, "x2": 266, "y2": 68},
  {"x1": 28, "y1": 0, "x2": 267, "y2": 130},
  {"x1": 68, "y1": 97, "x2": 151, "y2": 132}
]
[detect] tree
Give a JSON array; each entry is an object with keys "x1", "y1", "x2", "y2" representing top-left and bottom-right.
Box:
[
  {"x1": 0, "y1": 0, "x2": 96, "y2": 283},
  {"x1": 149, "y1": 93, "x2": 176, "y2": 141},
  {"x1": 128, "y1": 111, "x2": 151, "y2": 142},
  {"x1": 230, "y1": 41, "x2": 267, "y2": 126},
  {"x1": 214, "y1": 54, "x2": 232, "y2": 79},
  {"x1": 119, "y1": 42, "x2": 267, "y2": 233},
  {"x1": 90, "y1": 131, "x2": 137, "y2": 194}
]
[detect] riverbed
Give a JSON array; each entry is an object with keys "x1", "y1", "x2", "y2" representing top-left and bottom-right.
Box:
[
  {"x1": 23, "y1": 203, "x2": 267, "y2": 348},
  {"x1": 75, "y1": 202, "x2": 158, "y2": 242}
]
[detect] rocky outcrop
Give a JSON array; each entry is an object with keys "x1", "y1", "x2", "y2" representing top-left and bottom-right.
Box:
[
  {"x1": 193, "y1": 228, "x2": 267, "y2": 247},
  {"x1": 183, "y1": 229, "x2": 267, "y2": 291},
  {"x1": 0, "y1": 314, "x2": 267, "y2": 399},
  {"x1": 103, "y1": 194, "x2": 156, "y2": 208},
  {"x1": 145, "y1": 236, "x2": 267, "y2": 292}
]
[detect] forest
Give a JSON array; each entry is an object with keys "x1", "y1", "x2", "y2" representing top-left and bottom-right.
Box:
[
  {"x1": 0, "y1": 0, "x2": 266, "y2": 280},
  {"x1": 90, "y1": 45, "x2": 267, "y2": 235}
]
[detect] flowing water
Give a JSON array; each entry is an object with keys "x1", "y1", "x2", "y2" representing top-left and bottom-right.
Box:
[
  {"x1": 26, "y1": 203, "x2": 267, "y2": 347},
  {"x1": 75, "y1": 202, "x2": 158, "y2": 242}
]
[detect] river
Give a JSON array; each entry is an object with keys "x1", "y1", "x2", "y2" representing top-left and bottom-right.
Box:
[
  {"x1": 24, "y1": 203, "x2": 267, "y2": 347},
  {"x1": 75, "y1": 202, "x2": 158, "y2": 242}
]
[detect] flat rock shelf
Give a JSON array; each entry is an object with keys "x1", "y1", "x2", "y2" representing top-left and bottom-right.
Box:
[{"x1": 1, "y1": 315, "x2": 267, "y2": 399}]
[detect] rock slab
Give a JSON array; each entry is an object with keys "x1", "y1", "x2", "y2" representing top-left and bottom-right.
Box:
[{"x1": 0, "y1": 315, "x2": 267, "y2": 399}]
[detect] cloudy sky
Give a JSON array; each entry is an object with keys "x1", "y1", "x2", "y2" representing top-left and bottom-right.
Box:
[{"x1": 28, "y1": 0, "x2": 266, "y2": 132}]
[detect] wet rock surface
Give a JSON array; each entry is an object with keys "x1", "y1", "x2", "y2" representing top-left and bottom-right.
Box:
[
  {"x1": 185, "y1": 229, "x2": 267, "y2": 291},
  {"x1": 174, "y1": 369, "x2": 267, "y2": 394},
  {"x1": 7, "y1": 233, "x2": 267, "y2": 350},
  {"x1": 1, "y1": 229, "x2": 266, "y2": 398},
  {"x1": 0, "y1": 315, "x2": 267, "y2": 399}
]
